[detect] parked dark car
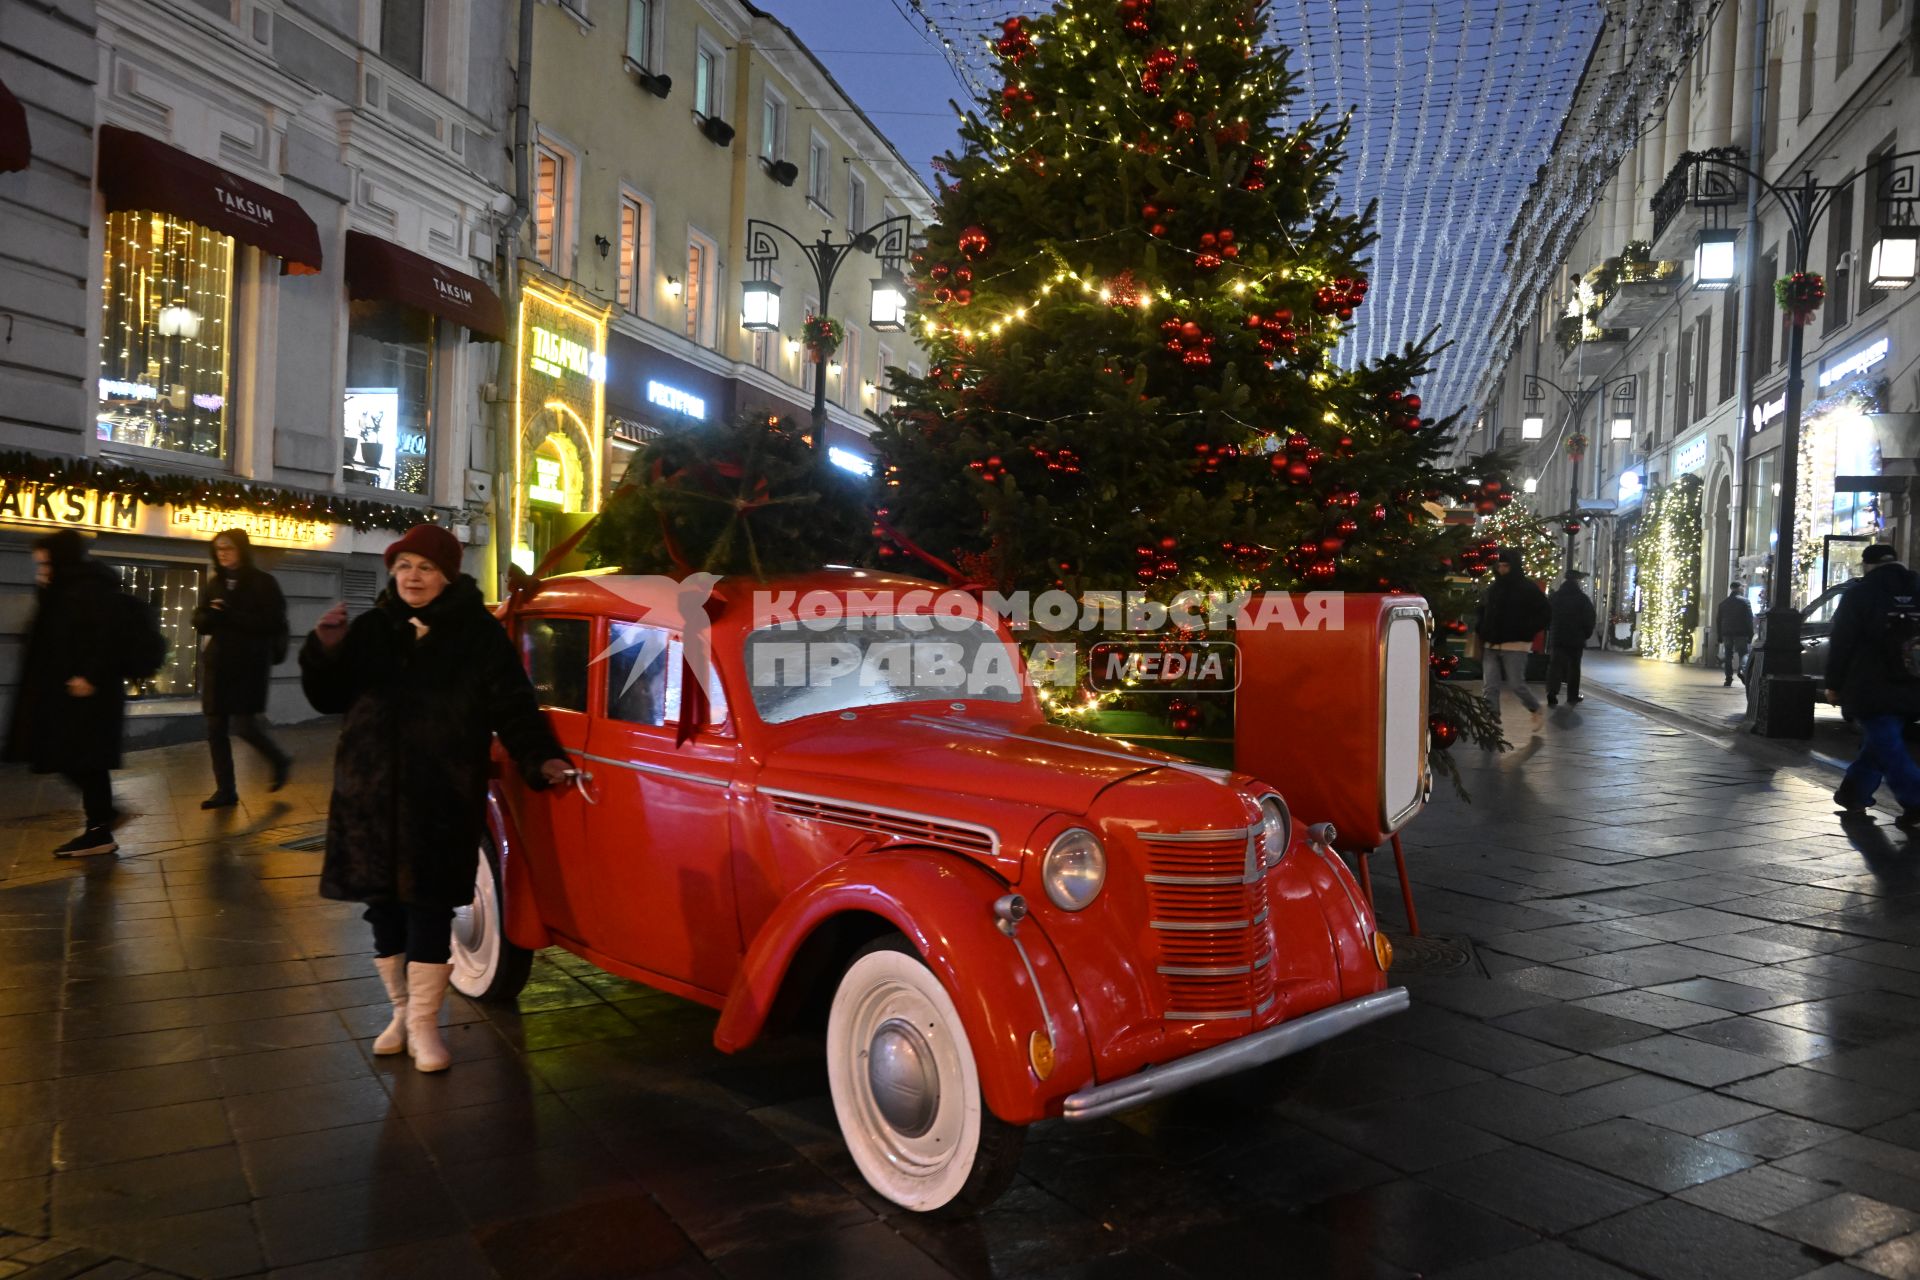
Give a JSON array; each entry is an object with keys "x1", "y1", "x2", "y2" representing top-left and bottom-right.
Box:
[{"x1": 1740, "y1": 583, "x2": 1847, "y2": 684}]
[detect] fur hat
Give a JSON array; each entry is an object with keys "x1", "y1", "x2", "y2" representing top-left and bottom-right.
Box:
[{"x1": 383, "y1": 523, "x2": 463, "y2": 581}]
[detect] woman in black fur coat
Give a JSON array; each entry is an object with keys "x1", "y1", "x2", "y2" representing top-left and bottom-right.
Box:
[
  {"x1": 300, "y1": 523, "x2": 570, "y2": 1072},
  {"x1": 194, "y1": 528, "x2": 292, "y2": 809}
]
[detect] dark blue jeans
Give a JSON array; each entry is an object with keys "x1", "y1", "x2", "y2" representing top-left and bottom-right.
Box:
[{"x1": 1840, "y1": 714, "x2": 1920, "y2": 810}]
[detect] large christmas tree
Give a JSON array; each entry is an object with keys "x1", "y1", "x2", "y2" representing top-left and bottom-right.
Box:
[{"x1": 873, "y1": 0, "x2": 1501, "y2": 757}]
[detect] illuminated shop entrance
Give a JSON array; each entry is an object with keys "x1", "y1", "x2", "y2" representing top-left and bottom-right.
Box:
[{"x1": 512, "y1": 284, "x2": 607, "y2": 573}]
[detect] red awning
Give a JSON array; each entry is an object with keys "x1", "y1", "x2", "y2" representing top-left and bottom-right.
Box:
[
  {"x1": 344, "y1": 231, "x2": 506, "y2": 341},
  {"x1": 0, "y1": 79, "x2": 27, "y2": 174},
  {"x1": 97, "y1": 125, "x2": 323, "y2": 274}
]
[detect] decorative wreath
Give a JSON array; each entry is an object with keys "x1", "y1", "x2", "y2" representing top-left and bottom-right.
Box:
[
  {"x1": 1566, "y1": 432, "x2": 1589, "y2": 461},
  {"x1": 1774, "y1": 272, "x2": 1825, "y2": 325},
  {"x1": 802, "y1": 313, "x2": 845, "y2": 357}
]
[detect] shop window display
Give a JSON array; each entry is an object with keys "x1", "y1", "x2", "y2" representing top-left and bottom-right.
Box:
[
  {"x1": 115, "y1": 560, "x2": 201, "y2": 700},
  {"x1": 97, "y1": 211, "x2": 235, "y2": 460},
  {"x1": 344, "y1": 299, "x2": 433, "y2": 495}
]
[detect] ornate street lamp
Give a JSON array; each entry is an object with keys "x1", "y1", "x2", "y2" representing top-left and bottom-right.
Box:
[
  {"x1": 1609, "y1": 416, "x2": 1633, "y2": 441},
  {"x1": 740, "y1": 276, "x2": 781, "y2": 332},
  {"x1": 1867, "y1": 226, "x2": 1917, "y2": 290},
  {"x1": 1521, "y1": 415, "x2": 1544, "y2": 440},
  {"x1": 869, "y1": 267, "x2": 909, "y2": 331},
  {"x1": 1521, "y1": 372, "x2": 1637, "y2": 573},
  {"x1": 1693, "y1": 228, "x2": 1739, "y2": 290}
]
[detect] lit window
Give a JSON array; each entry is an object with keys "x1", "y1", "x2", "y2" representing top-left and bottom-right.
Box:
[
  {"x1": 97, "y1": 210, "x2": 235, "y2": 460},
  {"x1": 625, "y1": 0, "x2": 651, "y2": 68},
  {"x1": 344, "y1": 300, "x2": 434, "y2": 495},
  {"x1": 685, "y1": 237, "x2": 719, "y2": 346},
  {"x1": 534, "y1": 143, "x2": 570, "y2": 270},
  {"x1": 618, "y1": 194, "x2": 649, "y2": 314}
]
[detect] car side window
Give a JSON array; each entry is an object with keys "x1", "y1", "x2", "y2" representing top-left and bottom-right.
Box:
[
  {"x1": 606, "y1": 620, "x2": 672, "y2": 726},
  {"x1": 521, "y1": 617, "x2": 591, "y2": 712},
  {"x1": 1805, "y1": 591, "x2": 1843, "y2": 625}
]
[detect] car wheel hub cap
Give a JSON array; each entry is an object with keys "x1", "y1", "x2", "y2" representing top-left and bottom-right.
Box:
[{"x1": 867, "y1": 1018, "x2": 939, "y2": 1138}]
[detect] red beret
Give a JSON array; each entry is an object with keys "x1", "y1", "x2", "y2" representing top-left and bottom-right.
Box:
[{"x1": 383, "y1": 523, "x2": 463, "y2": 582}]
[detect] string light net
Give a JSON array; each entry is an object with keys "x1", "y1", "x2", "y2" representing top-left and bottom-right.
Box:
[{"x1": 901, "y1": 0, "x2": 1610, "y2": 425}]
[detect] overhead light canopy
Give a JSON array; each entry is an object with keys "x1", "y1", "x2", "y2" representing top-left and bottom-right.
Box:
[
  {"x1": 869, "y1": 268, "x2": 908, "y2": 331},
  {"x1": 1867, "y1": 227, "x2": 1918, "y2": 290},
  {"x1": 740, "y1": 278, "x2": 781, "y2": 332},
  {"x1": 1694, "y1": 228, "x2": 1737, "y2": 291},
  {"x1": 1521, "y1": 415, "x2": 1544, "y2": 440}
]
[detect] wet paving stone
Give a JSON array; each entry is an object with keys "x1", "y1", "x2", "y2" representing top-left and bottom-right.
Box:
[
  {"x1": 1415, "y1": 1145, "x2": 1658, "y2": 1233},
  {"x1": 1571, "y1": 1198, "x2": 1832, "y2": 1280},
  {"x1": 1538, "y1": 1117, "x2": 1762, "y2": 1192},
  {"x1": 1761, "y1": 1191, "x2": 1920, "y2": 1257}
]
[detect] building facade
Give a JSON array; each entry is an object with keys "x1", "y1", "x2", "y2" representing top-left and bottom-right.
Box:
[
  {"x1": 1473, "y1": 0, "x2": 1920, "y2": 663},
  {"x1": 0, "y1": 0, "x2": 516, "y2": 741},
  {"x1": 506, "y1": 0, "x2": 935, "y2": 576}
]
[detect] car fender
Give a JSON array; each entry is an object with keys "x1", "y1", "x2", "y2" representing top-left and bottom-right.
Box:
[
  {"x1": 486, "y1": 787, "x2": 553, "y2": 952},
  {"x1": 715, "y1": 852, "x2": 1091, "y2": 1126}
]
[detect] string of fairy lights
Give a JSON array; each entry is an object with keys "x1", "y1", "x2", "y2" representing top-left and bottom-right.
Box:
[{"x1": 893, "y1": 0, "x2": 1613, "y2": 428}]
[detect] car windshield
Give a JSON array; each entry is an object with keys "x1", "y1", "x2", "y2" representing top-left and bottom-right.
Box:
[{"x1": 742, "y1": 615, "x2": 1026, "y2": 724}]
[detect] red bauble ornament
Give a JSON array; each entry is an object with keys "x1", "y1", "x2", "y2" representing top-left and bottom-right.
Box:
[
  {"x1": 1284, "y1": 460, "x2": 1311, "y2": 485},
  {"x1": 1336, "y1": 518, "x2": 1359, "y2": 537},
  {"x1": 1564, "y1": 521, "x2": 1583, "y2": 535},
  {"x1": 1173, "y1": 110, "x2": 1195, "y2": 130},
  {"x1": 1179, "y1": 321, "x2": 1202, "y2": 340},
  {"x1": 1429, "y1": 715, "x2": 1458, "y2": 749},
  {"x1": 1286, "y1": 433, "x2": 1310, "y2": 454},
  {"x1": 1305, "y1": 559, "x2": 1337, "y2": 583},
  {"x1": 1371, "y1": 504, "x2": 1388, "y2": 522},
  {"x1": 957, "y1": 226, "x2": 993, "y2": 259}
]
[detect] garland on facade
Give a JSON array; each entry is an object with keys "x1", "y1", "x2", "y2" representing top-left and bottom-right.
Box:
[
  {"x1": 1629, "y1": 473, "x2": 1703, "y2": 662},
  {"x1": 0, "y1": 451, "x2": 435, "y2": 533},
  {"x1": 1478, "y1": 502, "x2": 1561, "y2": 582},
  {"x1": 1791, "y1": 380, "x2": 1886, "y2": 603}
]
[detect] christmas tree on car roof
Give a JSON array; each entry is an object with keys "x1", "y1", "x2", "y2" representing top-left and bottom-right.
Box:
[{"x1": 871, "y1": 0, "x2": 1504, "y2": 767}]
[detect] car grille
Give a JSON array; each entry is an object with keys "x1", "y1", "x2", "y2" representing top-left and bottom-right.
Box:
[{"x1": 1141, "y1": 828, "x2": 1276, "y2": 1021}]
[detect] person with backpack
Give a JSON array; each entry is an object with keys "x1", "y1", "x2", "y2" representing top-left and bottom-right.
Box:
[
  {"x1": 1826, "y1": 544, "x2": 1920, "y2": 822},
  {"x1": 194, "y1": 528, "x2": 293, "y2": 809},
  {"x1": 1546, "y1": 568, "x2": 1597, "y2": 706},
  {"x1": 3, "y1": 529, "x2": 164, "y2": 856},
  {"x1": 1476, "y1": 547, "x2": 1550, "y2": 732}
]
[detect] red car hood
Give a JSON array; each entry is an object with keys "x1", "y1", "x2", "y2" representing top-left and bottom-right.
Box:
[{"x1": 759, "y1": 711, "x2": 1195, "y2": 816}]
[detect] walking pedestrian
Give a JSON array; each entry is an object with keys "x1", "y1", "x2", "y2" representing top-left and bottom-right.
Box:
[
  {"x1": 195, "y1": 529, "x2": 293, "y2": 809},
  {"x1": 3, "y1": 531, "x2": 144, "y2": 856},
  {"x1": 1545, "y1": 569, "x2": 1596, "y2": 706},
  {"x1": 300, "y1": 524, "x2": 571, "y2": 1072},
  {"x1": 1716, "y1": 582, "x2": 1755, "y2": 687},
  {"x1": 1825, "y1": 544, "x2": 1920, "y2": 822},
  {"x1": 1476, "y1": 548, "x2": 1549, "y2": 732}
]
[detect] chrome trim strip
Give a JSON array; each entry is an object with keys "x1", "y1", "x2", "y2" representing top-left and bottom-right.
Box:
[
  {"x1": 1138, "y1": 827, "x2": 1255, "y2": 844},
  {"x1": 1165, "y1": 1008, "x2": 1254, "y2": 1021},
  {"x1": 1157, "y1": 963, "x2": 1252, "y2": 977},
  {"x1": 1145, "y1": 873, "x2": 1245, "y2": 886},
  {"x1": 1255, "y1": 994, "x2": 1277, "y2": 1016},
  {"x1": 903, "y1": 715, "x2": 1233, "y2": 782},
  {"x1": 1254, "y1": 951, "x2": 1271, "y2": 970},
  {"x1": 1063, "y1": 988, "x2": 1411, "y2": 1121},
  {"x1": 1253, "y1": 906, "x2": 1269, "y2": 926},
  {"x1": 1007, "y1": 933, "x2": 1056, "y2": 1042},
  {"x1": 1150, "y1": 919, "x2": 1250, "y2": 932},
  {"x1": 759, "y1": 786, "x2": 1002, "y2": 857},
  {"x1": 580, "y1": 752, "x2": 731, "y2": 789}
]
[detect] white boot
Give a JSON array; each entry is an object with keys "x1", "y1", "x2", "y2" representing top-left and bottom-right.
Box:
[
  {"x1": 405, "y1": 962, "x2": 454, "y2": 1073},
  {"x1": 372, "y1": 956, "x2": 408, "y2": 1055}
]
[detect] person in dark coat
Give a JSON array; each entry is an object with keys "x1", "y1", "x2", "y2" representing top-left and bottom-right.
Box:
[
  {"x1": 2, "y1": 530, "x2": 127, "y2": 857},
  {"x1": 194, "y1": 529, "x2": 292, "y2": 809},
  {"x1": 1716, "y1": 583, "x2": 1755, "y2": 686},
  {"x1": 1825, "y1": 544, "x2": 1920, "y2": 822},
  {"x1": 1545, "y1": 569, "x2": 1597, "y2": 707},
  {"x1": 1476, "y1": 548, "x2": 1549, "y2": 729},
  {"x1": 300, "y1": 523, "x2": 571, "y2": 1072}
]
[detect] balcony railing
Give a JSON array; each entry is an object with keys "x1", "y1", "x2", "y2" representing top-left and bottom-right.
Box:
[{"x1": 1650, "y1": 146, "x2": 1747, "y2": 245}]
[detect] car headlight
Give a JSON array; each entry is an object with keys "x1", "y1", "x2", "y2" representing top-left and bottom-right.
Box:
[
  {"x1": 1258, "y1": 796, "x2": 1291, "y2": 867},
  {"x1": 1042, "y1": 828, "x2": 1106, "y2": 911}
]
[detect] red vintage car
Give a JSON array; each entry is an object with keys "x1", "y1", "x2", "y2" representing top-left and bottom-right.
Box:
[{"x1": 456, "y1": 569, "x2": 1410, "y2": 1212}]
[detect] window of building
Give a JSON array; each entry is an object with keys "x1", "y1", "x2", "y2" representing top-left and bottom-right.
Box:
[
  {"x1": 1825, "y1": 183, "x2": 1855, "y2": 333},
  {"x1": 381, "y1": 0, "x2": 426, "y2": 79},
  {"x1": 1861, "y1": 148, "x2": 1892, "y2": 313},
  {"x1": 1693, "y1": 315, "x2": 1711, "y2": 423},
  {"x1": 838, "y1": 324, "x2": 859, "y2": 408},
  {"x1": 1745, "y1": 449, "x2": 1779, "y2": 560},
  {"x1": 1719, "y1": 285, "x2": 1739, "y2": 403},
  {"x1": 116, "y1": 561, "x2": 201, "y2": 701},
  {"x1": 876, "y1": 343, "x2": 893, "y2": 413},
  {"x1": 848, "y1": 172, "x2": 867, "y2": 236},
  {"x1": 1653, "y1": 350, "x2": 1666, "y2": 441},
  {"x1": 694, "y1": 42, "x2": 721, "y2": 118},
  {"x1": 1887, "y1": 0, "x2": 1902, "y2": 27},
  {"x1": 344, "y1": 301, "x2": 433, "y2": 494},
  {"x1": 618, "y1": 192, "x2": 651, "y2": 315},
  {"x1": 97, "y1": 210, "x2": 236, "y2": 461},
  {"x1": 808, "y1": 133, "x2": 831, "y2": 209},
  {"x1": 521, "y1": 617, "x2": 591, "y2": 712},
  {"x1": 1675, "y1": 320, "x2": 1693, "y2": 428},
  {"x1": 1837, "y1": 0, "x2": 1857, "y2": 73},
  {"x1": 760, "y1": 90, "x2": 786, "y2": 162},
  {"x1": 534, "y1": 141, "x2": 571, "y2": 271},
  {"x1": 1764, "y1": 59, "x2": 1783, "y2": 156},
  {"x1": 625, "y1": 0, "x2": 653, "y2": 69},
  {"x1": 1757, "y1": 248, "x2": 1779, "y2": 367},
  {"x1": 1797, "y1": 14, "x2": 1817, "y2": 122},
  {"x1": 686, "y1": 231, "x2": 718, "y2": 346}
]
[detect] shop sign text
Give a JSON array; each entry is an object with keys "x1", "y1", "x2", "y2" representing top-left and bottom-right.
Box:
[
  {"x1": 530, "y1": 326, "x2": 607, "y2": 383},
  {"x1": 646, "y1": 380, "x2": 706, "y2": 419},
  {"x1": 0, "y1": 482, "x2": 141, "y2": 532},
  {"x1": 1818, "y1": 337, "x2": 1890, "y2": 389},
  {"x1": 1675, "y1": 437, "x2": 1708, "y2": 475}
]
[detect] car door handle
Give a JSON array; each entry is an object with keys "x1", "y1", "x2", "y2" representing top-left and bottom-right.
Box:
[{"x1": 560, "y1": 769, "x2": 599, "y2": 805}]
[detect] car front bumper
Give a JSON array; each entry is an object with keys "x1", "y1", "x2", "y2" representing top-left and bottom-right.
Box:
[{"x1": 1060, "y1": 986, "x2": 1410, "y2": 1121}]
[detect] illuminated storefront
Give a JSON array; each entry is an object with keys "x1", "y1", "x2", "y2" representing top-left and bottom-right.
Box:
[{"x1": 514, "y1": 283, "x2": 609, "y2": 573}]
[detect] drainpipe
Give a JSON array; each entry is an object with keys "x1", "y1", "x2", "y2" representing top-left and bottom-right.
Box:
[
  {"x1": 491, "y1": 0, "x2": 537, "y2": 596},
  {"x1": 1728, "y1": 0, "x2": 1770, "y2": 607}
]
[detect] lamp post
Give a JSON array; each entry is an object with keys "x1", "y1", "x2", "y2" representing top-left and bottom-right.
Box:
[
  {"x1": 1681, "y1": 150, "x2": 1920, "y2": 732},
  {"x1": 1519, "y1": 372, "x2": 1639, "y2": 573},
  {"x1": 743, "y1": 215, "x2": 912, "y2": 447}
]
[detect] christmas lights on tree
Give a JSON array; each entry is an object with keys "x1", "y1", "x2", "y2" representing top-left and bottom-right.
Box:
[{"x1": 1629, "y1": 473, "x2": 1702, "y2": 662}]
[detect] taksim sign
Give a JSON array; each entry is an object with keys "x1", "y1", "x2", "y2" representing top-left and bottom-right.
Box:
[
  {"x1": 530, "y1": 326, "x2": 607, "y2": 383},
  {"x1": 646, "y1": 380, "x2": 706, "y2": 419},
  {"x1": 1818, "y1": 337, "x2": 1891, "y2": 389}
]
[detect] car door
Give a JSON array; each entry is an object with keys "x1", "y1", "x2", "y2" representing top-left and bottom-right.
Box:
[
  {"x1": 1799, "y1": 587, "x2": 1845, "y2": 683},
  {"x1": 581, "y1": 617, "x2": 741, "y2": 995},
  {"x1": 506, "y1": 613, "x2": 596, "y2": 944}
]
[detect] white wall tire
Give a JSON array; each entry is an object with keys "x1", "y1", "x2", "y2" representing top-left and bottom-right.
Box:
[
  {"x1": 826, "y1": 937, "x2": 1023, "y2": 1213},
  {"x1": 450, "y1": 837, "x2": 532, "y2": 1002}
]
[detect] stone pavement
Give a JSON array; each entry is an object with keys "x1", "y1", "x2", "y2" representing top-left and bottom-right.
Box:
[
  {"x1": 4, "y1": 700, "x2": 1920, "y2": 1277},
  {"x1": 1582, "y1": 648, "x2": 1860, "y2": 770}
]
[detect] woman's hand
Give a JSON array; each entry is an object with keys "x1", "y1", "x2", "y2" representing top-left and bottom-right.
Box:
[
  {"x1": 314, "y1": 603, "x2": 349, "y2": 649},
  {"x1": 539, "y1": 758, "x2": 574, "y2": 787}
]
